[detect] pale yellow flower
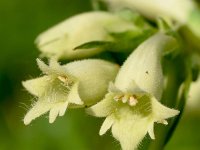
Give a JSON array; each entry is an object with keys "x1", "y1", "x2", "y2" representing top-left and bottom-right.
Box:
[
  {"x1": 23, "y1": 58, "x2": 119, "y2": 125},
  {"x1": 36, "y1": 11, "x2": 137, "y2": 60},
  {"x1": 87, "y1": 33, "x2": 179, "y2": 150}
]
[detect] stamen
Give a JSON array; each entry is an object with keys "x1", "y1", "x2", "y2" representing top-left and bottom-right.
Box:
[
  {"x1": 129, "y1": 96, "x2": 138, "y2": 106},
  {"x1": 114, "y1": 96, "x2": 119, "y2": 101},
  {"x1": 114, "y1": 94, "x2": 138, "y2": 106},
  {"x1": 114, "y1": 94, "x2": 123, "y2": 101},
  {"x1": 122, "y1": 95, "x2": 129, "y2": 103},
  {"x1": 58, "y1": 76, "x2": 68, "y2": 83}
]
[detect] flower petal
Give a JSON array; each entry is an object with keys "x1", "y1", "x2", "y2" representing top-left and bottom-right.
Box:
[
  {"x1": 67, "y1": 82, "x2": 83, "y2": 105},
  {"x1": 99, "y1": 114, "x2": 115, "y2": 135},
  {"x1": 86, "y1": 93, "x2": 116, "y2": 117},
  {"x1": 36, "y1": 58, "x2": 51, "y2": 74},
  {"x1": 37, "y1": 58, "x2": 69, "y2": 76},
  {"x1": 59, "y1": 102, "x2": 69, "y2": 116},
  {"x1": 65, "y1": 59, "x2": 119, "y2": 106},
  {"x1": 24, "y1": 100, "x2": 53, "y2": 125},
  {"x1": 115, "y1": 33, "x2": 177, "y2": 100},
  {"x1": 151, "y1": 97, "x2": 180, "y2": 122},
  {"x1": 22, "y1": 76, "x2": 50, "y2": 97},
  {"x1": 48, "y1": 102, "x2": 69, "y2": 123},
  {"x1": 124, "y1": 80, "x2": 143, "y2": 94},
  {"x1": 111, "y1": 107, "x2": 151, "y2": 150},
  {"x1": 108, "y1": 82, "x2": 122, "y2": 93},
  {"x1": 49, "y1": 107, "x2": 60, "y2": 123},
  {"x1": 148, "y1": 122, "x2": 155, "y2": 139},
  {"x1": 49, "y1": 102, "x2": 70, "y2": 123}
]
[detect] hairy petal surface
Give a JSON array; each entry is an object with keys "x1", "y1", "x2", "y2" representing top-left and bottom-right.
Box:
[{"x1": 23, "y1": 59, "x2": 119, "y2": 124}]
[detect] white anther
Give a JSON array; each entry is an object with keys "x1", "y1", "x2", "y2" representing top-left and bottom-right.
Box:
[
  {"x1": 122, "y1": 95, "x2": 129, "y2": 103},
  {"x1": 58, "y1": 76, "x2": 68, "y2": 83},
  {"x1": 114, "y1": 96, "x2": 120, "y2": 101},
  {"x1": 129, "y1": 96, "x2": 138, "y2": 106},
  {"x1": 114, "y1": 94, "x2": 123, "y2": 102}
]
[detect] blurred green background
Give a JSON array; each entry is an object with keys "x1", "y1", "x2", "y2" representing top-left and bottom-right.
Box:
[{"x1": 0, "y1": 0, "x2": 200, "y2": 150}]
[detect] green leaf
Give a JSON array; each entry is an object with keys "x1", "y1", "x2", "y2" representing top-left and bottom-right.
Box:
[
  {"x1": 109, "y1": 30, "x2": 141, "y2": 39},
  {"x1": 157, "y1": 17, "x2": 172, "y2": 33},
  {"x1": 74, "y1": 29, "x2": 156, "y2": 54},
  {"x1": 108, "y1": 29, "x2": 156, "y2": 52},
  {"x1": 73, "y1": 41, "x2": 113, "y2": 50},
  {"x1": 157, "y1": 17, "x2": 182, "y2": 42}
]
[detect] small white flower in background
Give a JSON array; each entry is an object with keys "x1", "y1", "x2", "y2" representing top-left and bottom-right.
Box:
[
  {"x1": 36, "y1": 11, "x2": 137, "y2": 60},
  {"x1": 22, "y1": 58, "x2": 119, "y2": 125},
  {"x1": 87, "y1": 33, "x2": 179, "y2": 150}
]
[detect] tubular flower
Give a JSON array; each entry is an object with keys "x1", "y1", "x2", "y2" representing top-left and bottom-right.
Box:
[
  {"x1": 103, "y1": 0, "x2": 195, "y2": 23},
  {"x1": 36, "y1": 11, "x2": 138, "y2": 60},
  {"x1": 87, "y1": 33, "x2": 179, "y2": 150},
  {"x1": 22, "y1": 59, "x2": 119, "y2": 125},
  {"x1": 103, "y1": 0, "x2": 200, "y2": 37}
]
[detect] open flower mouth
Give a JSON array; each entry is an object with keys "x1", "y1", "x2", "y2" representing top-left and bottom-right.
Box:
[
  {"x1": 114, "y1": 93, "x2": 138, "y2": 106},
  {"x1": 23, "y1": 58, "x2": 119, "y2": 125},
  {"x1": 40, "y1": 75, "x2": 74, "y2": 103},
  {"x1": 22, "y1": 60, "x2": 82, "y2": 125},
  {"x1": 23, "y1": 74, "x2": 79, "y2": 125}
]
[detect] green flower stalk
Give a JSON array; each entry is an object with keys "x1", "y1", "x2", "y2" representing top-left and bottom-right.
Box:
[
  {"x1": 87, "y1": 33, "x2": 179, "y2": 150},
  {"x1": 102, "y1": 0, "x2": 200, "y2": 37},
  {"x1": 22, "y1": 59, "x2": 119, "y2": 125},
  {"x1": 36, "y1": 11, "x2": 138, "y2": 60}
]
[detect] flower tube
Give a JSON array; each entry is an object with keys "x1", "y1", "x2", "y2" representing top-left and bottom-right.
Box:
[
  {"x1": 87, "y1": 33, "x2": 179, "y2": 150},
  {"x1": 23, "y1": 59, "x2": 119, "y2": 125},
  {"x1": 36, "y1": 11, "x2": 139, "y2": 60},
  {"x1": 103, "y1": 0, "x2": 200, "y2": 37}
]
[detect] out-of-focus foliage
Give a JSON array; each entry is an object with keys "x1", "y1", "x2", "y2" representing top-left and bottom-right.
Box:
[{"x1": 0, "y1": 0, "x2": 200, "y2": 150}]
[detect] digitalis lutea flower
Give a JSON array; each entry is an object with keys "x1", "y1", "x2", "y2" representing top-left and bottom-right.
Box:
[
  {"x1": 22, "y1": 58, "x2": 119, "y2": 125},
  {"x1": 87, "y1": 33, "x2": 179, "y2": 150},
  {"x1": 36, "y1": 11, "x2": 137, "y2": 60},
  {"x1": 104, "y1": 0, "x2": 195, "y2": 23},
  {"x1": 103, "y1": 0, "x2": 200, "y2": 38}
]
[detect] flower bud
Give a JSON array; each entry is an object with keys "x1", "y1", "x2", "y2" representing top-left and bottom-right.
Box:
[
  {"x1": 103, "y1": 0, "x2": 200, "y2": 38},
  {"x1": 23, "y1": 58, "x2": 119, "y2": 125},
  {"x1": 36, "y1": 11, "x2": 137, "y2": 60},
  {"x1": 103, "y1": 0, "x2": 195, "y2": 23}
]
